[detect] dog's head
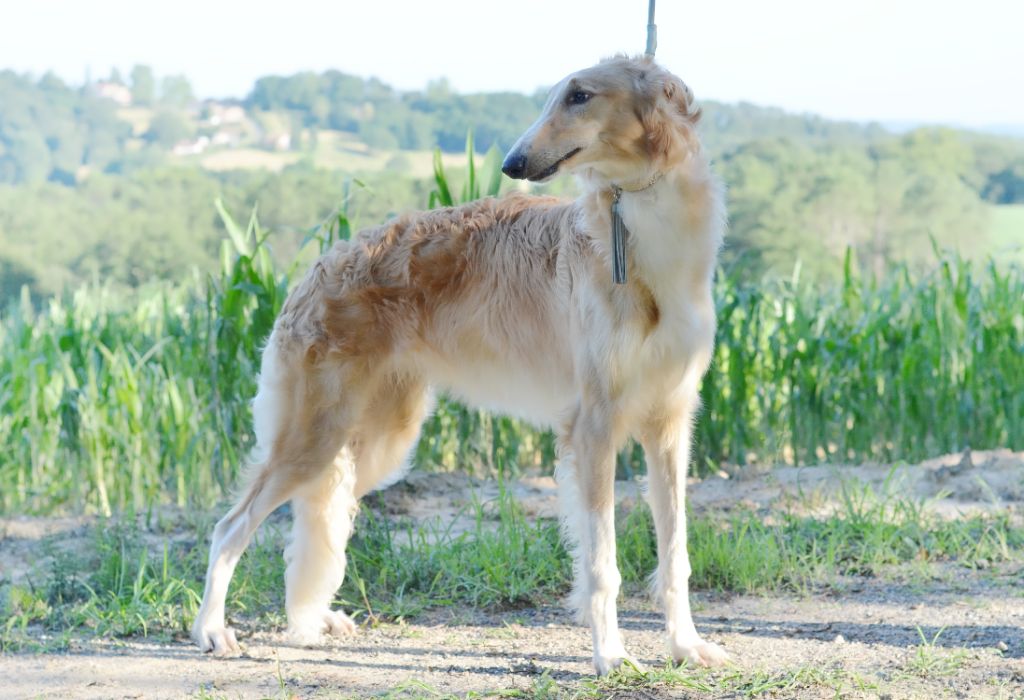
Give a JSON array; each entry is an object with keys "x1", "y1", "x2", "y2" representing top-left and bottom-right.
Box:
[{"x1": 502, "y1": 56, "x2": 701, "y2": 184}]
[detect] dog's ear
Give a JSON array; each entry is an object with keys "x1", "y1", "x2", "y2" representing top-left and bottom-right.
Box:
[
  {"x1": 636, "y1": 70, "x2": 701, "y2": 162},
  {"x1": 663, "y1": 76, "x2": 701, "y2": 125}
]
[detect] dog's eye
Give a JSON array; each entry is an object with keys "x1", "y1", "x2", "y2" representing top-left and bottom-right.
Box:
[{"x1": 568, "y1": 90, "x2": 591, "y2": 106}]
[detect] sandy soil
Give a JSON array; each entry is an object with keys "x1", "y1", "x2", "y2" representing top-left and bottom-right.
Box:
[
  {"x1": 381, "y1": 447, "x2": 1024, "y2": 528},
  {"x1": 4, "y1": 581, "x2": 1023, "y2": 699},
  {"x1": 3, "y1": 449, "x2": 1024, "y2": 699}
]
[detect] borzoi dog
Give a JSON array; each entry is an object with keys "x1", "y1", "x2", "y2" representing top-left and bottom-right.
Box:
[{"x1": 192, "y1": 54, "x2": 728, "y2": 675}]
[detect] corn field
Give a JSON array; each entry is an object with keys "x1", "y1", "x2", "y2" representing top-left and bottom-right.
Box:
[{"x1": 2, "y1": 150, "x2": 1022, "y2": 515}]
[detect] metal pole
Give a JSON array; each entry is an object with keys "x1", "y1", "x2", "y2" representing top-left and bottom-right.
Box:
[{"x1": 645, "y1": 0, "x2": 657, "y2": 57}]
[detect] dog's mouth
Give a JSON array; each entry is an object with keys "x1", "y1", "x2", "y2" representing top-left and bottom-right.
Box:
[{"x1": 527, "y1": 147, "x2": 582, "y2": 182}]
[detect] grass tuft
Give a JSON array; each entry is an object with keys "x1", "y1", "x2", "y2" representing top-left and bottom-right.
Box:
[{"x1": 899, "y1": 627, "x2": 972, "y2": 678}]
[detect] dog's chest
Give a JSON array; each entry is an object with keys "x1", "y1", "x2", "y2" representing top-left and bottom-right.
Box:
[
  {"x1": 616, "y1": 191, "x2": 719, "y2": 380},
  {"x1": 614, "y1": 283, "x2": 716, "y2": 405}
]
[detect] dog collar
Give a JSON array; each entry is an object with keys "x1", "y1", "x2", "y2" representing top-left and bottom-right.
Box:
[
  {"x1": 609, "y1": 171, "x2": 663, "y2": 285},
  {"x1": 611, "y1": 170, "x2": 664, "y2": 196}
]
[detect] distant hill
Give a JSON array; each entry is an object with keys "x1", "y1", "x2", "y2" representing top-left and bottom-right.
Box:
[
  {"x1": 2, "y1": 64, "x2": 1022, "y2": 201},
  {"x1": 884, "y1": 120, "x2": 1024, "y2": 140},
  {"x1": 1, "y1": 65, "x2": 1023, "y2": 301},
  {"x1": 977, "y1": 124, "x2": 1024, "y2": 139}
]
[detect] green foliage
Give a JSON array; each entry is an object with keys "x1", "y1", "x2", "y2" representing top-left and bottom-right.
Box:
[
  {"x1": 719, "y1": 130, "x2": 991, "y2": 279},
  {"x1": 699, "y1": 101, "x2": 886, "y2": 153},
  {"x1": 699, "y1": 252, "x2": 1024, "y2": 468},
  {"x1": 0, "y1": 153, "x2": 1022, "y2": 513},
  {"x1": 0, "y1": 199, "x2": 289, "y2": 514},
  {"x1": 988, "y1": 204, "x2": 1024, "y2": 266},
  {"x1": 144, "y1": 109, "x2": 194, "y2": 148},
  {"x1": 129, "y1": 64, "x2": 155, "y2": 106},
  {"x1": 619, "y1": 473, "x2": 1024, "y2": 594},
  {"x1": 984, "y1": 159, "x2": 1024, "y2": 203},
  {"x1": 899, "y1": 628, "x2": 972, "y2": 678},
  {"x1": 1, "y1": 521, "x2": 202, "y2": 649},
  {"x1": 343, "y1": 484, "x2": 569, "y2": 619},
  {"x1": 159, "y1": 75, "x2": 195, "y2": 109},
  {"x1": 0, "y1": 70, "x2": 132, "y2": 184},
  {"x1": 427, "y1": 132, "x2": 503, "y2": 208},
  {"x1": 76, "y1": 524, "x2": 201, "y2": 637},
  {"x1": 2, "y1": 66, "x2": 1023, "y2": 301},
  {"x1": 0, "y1": 165, "x2": 435, "y2": 298},
  {"x1": 3, "y1": 479, "x2": 1020, "y2": 654},
  {"x1": 246, "y1": 70, "x2": 546, "y2": 153}
]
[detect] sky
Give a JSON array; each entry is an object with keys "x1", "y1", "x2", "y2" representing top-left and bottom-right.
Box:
[{"x1": 1, "y1": 0, "x2": 1022, "y2": 129}]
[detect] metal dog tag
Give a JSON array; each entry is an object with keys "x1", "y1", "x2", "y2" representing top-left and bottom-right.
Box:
[{"x1": 611, "y1": 188, "x2": 628, "y2": 284}]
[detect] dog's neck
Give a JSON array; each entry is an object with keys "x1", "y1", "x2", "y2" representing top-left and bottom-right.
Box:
[
  {"x1": 612, "y1": 154, "x2": 724, "y2": 297},
  {"x1": 611, "y1": 170, "x2": 664, "y2": 196}
]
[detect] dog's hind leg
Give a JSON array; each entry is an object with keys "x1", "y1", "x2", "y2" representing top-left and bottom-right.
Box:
[
  {"x1": 557, "y1": 403, "x2": 636, "y2": 676},
  {"x1": 639, "y1": 385, "x2": 729, "y2": 668},
  {"x1": 192, "y1": 465, "x2": 298, "y2": 654},
  {"x1": 284, "y1": 447, "x2": 359, "y2": 644},
  {"x1": 283, "y1": 374, "x2": 430, "y2": 644},
  {"x1": 352, "y1": 375, "x2": 431, "y2": 498},
  {"x1": 192, "y1": 337, "x2": 350, "y2": 655}
]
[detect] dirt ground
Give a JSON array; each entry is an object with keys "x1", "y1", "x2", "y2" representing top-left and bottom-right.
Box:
[{"x1": 3, "y1": 449, "x2": 1024, "y2": 699}]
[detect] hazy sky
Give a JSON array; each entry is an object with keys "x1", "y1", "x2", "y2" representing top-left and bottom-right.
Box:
[{"x1": 2, "y1": 0, "x2": 1021, "y2": 128}]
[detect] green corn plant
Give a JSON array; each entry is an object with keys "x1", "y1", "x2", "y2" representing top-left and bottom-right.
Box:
[
  {"x1": 429, "y1": 131, "x2": 503, "y2": 208},
  {"x1": 0, "y1": 137, "x2": 1022, "y2": 514}
]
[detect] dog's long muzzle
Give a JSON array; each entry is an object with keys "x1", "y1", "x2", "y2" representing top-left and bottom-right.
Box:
[{"x1": 502, "y1": 145, "x2": 581, "y2": 182}]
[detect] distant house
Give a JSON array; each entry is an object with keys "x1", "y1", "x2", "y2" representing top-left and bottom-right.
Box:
[
  {"x1": 204, "y1": 102, "x2": 248, "y2": 127},
  {"x1": 264, "y1": 132, "x2": 292, "y2": 151},
  {"x1": 211, "y1": 129, "x2": 240, "y2": 147},
  {"x1": 172, "y1": 135, "x2": 211, "y2": 156},
  {"x1": 95, "y1": 81, "x2": 133, "y2": 107}
]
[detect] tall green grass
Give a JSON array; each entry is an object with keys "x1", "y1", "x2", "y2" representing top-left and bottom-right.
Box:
[
  {"x1": 1, "y1": 150, "x2": 1022, "y2": 514},
  {"x1": 699, "y1": 250, "x2": 1024, "y2": 468}
]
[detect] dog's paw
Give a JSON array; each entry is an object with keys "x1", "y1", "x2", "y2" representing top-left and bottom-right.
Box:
[
  {"x1": 289, "y1": 608, "x2": 357, "y2": 645},
  {"x1": 323, "y1": 609, "x2": 357, "y2": 637},
  {"x1": 193, "y1": 623, "x2": 241, "y2": 656},
  {"x1": 593, "y1": 650, "x2": 646, "y2": 676},
  {"x1": 672, "y1": 638, "x2": 730, "y2": 668}
]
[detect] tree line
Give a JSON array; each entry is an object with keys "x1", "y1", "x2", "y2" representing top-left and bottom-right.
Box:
[{"x1": 0, "y1": 66, "x2": 1022, "y2": 301}]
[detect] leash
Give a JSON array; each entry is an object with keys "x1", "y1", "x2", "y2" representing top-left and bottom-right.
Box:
[
  {"x1": 646, "y1": 0, "x2": 657, "y2": 57},
  {"x1": 610, "y1": 0, "x2": 659, "y2": 284}
]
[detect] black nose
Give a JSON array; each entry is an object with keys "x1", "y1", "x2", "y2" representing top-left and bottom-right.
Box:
[{"x1": 502, "y1": 152, "x2": 528, "y2": 179}]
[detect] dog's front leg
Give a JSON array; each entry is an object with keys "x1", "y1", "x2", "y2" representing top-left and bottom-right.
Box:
[
  {"x1": 640, "y1": 402, "x2": 729, "y2": 668},
  {"x1": 557, "y1": 403, "x2": 636, "y2": 675}
]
